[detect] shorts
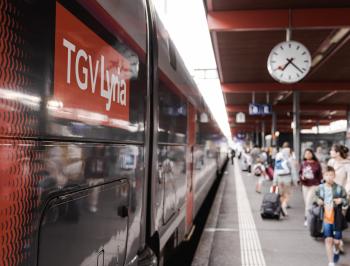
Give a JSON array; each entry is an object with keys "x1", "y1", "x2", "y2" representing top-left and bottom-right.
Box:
[{"x1": 323, "y1": 223, "x2": 342, "y2": 240}]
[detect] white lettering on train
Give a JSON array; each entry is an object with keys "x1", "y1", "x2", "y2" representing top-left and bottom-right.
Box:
[{"x1": 62, "y1": 38, "x2": 127, "y2": 111}]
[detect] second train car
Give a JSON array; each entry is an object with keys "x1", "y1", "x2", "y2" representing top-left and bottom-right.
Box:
[{"x1": 0, "y1": 0, "x2": 228, "y2": 265}]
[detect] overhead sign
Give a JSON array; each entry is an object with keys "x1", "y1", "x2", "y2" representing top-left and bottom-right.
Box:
[
  {"x1": 249, "y1": 103, "x2": 272, "y2": 116},
  {"x1": 236, "y1": 132, "x2": 246, "y2": 140},
  {"x1": 54, "y1": 3, "x2": 130, "y2": 124},
  {"x1": 236, "y1": 112, "x2": 246, "y2": 123}
]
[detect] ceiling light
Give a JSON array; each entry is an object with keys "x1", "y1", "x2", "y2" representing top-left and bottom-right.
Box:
[
  {"x1": 312, "y1": 54, "x2": 323, "y2": 67},
  {"x1": 330, "y1": 28, "x2": 350, "y2": 44}
]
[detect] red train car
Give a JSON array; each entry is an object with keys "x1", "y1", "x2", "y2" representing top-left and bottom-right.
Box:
[{"x1": 0, "y1": 0, "x2": 227, "y2": 265}]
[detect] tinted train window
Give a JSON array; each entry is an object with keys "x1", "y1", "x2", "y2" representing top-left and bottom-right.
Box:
[
  {"x1": 0, "y1": 0, "x2": 147, "y2": 143},
  {"x1": 158, "y1": 82, "x2": 187, "y2": 144}
]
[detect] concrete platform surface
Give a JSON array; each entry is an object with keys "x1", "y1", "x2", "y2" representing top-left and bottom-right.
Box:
[{"x1": 192, "y1": 158, "x2": 350, "y2": 266}]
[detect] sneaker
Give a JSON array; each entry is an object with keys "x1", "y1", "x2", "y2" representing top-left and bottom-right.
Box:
[
  {"x1": 304, "y1": 219, "x2": 308, "y2": 227},
  {"x1": 333, "y1": 246, "x2": 340, "y2": 263},
  {"x1": 328, "y1": 263, "x2": 335, "y2": 266}
]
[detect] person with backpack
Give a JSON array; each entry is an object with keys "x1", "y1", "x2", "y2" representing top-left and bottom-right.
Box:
[
  {"x1": 273, "y1": 146, "x2": 296, "y2": 216},
  {"x1": 300, "y1": 148, "x2": 323, "y2": 226},
  {"x1": 253, "y1": 157, "x2": 267, "y2": 193},
  {"x1": 315, "y1": 166, "x2": 348, "y2": 266}
]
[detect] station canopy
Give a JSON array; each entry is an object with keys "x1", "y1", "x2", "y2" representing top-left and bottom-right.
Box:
[{"x1": 205, "y1": 0, "x2": 350, "y2": 133}]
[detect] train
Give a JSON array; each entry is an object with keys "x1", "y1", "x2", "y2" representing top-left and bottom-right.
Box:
[{"x1": 0, "y1": 0, "x2": 228, "y2": 265}]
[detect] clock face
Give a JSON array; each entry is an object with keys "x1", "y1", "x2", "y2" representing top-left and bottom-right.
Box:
[{"x1": 267, "y1": 41, "x2": 311, "y2": 84}]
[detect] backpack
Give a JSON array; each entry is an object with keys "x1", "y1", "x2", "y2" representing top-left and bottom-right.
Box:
[
  {"x1": 254, "y1": 165, "x2": 263, "y2": 176},
  {"x1": 275, "y1": 158, "x2": 290, "y2": 176}
]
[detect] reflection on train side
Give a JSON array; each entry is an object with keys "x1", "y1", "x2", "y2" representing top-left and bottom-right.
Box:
[
  {"x1": 157, "y1": 145, "x2": 187, "y2": 225},
  {"x1": 192, "y1": 140, "x2": 224, "y2": 217},
  {"x1": 37, "y1": 143, "x2": 143, "y2": 266}
]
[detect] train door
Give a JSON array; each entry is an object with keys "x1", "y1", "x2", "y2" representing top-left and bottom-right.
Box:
[
  {"x1": 38, "y1": 180, "x2": 129, "y2": 266},
  {"x1": 185, "y1": 104, "x2": 196, "y2": 234}
]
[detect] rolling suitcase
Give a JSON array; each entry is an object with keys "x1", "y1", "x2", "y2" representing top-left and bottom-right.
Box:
[
  {"x1": 260, "y1": 186, "x2": 282, "y2": 220},
  {"x1": 308, "y1": 204, "x2": 323, "y2": 238}
]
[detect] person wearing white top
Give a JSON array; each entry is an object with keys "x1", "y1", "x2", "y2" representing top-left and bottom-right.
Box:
[{"x1": 327, "y1": 144, "x2": 350, "y2": 254}]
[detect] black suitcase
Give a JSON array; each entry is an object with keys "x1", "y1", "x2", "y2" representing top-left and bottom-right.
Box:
[
  {"x1": 260, "y1": 188, "x2": 282, "y2": 220},
  {"x1": 308, "y1": 204, "x2": 323, "y2": 238},
  {"x1": 346, "y1": 207, "x2": 350, "y2": 223}
]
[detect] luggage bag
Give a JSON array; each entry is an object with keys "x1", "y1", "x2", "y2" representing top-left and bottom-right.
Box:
[
  {"x1": 308, "y1": 204, "x2": 323, "y2": 238},
  {"x1": 260, "y1": 186, "x2": 282, "y2": 220}
]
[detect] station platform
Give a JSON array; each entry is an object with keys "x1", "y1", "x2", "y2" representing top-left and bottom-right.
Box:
[{"x1": 192, "y1": 158, "x2": 350, "y2": 266}]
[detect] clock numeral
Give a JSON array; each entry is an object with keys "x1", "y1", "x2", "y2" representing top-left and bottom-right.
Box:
[
  {"x1": 297, "y1": 73, "x2": 300, "y2": 78},
  {"x1": 271, "y1": 60, "x2": 276, "y2": 63},
  {"x1": 273, "y1": 52, "x2": 278, "y2": 56},
  {"x1": 302, "y1": 68, "x2": 306, "y2": 71},
  {"x1": 302, "y1": 51, "x2": 306, "y2": 55},
  {"x1": 289, "y1": 75, "x2": 291, "y2": 80},
  {"x1": 288, "y1": 43, "x2": 291, "y2": 48},
  {"x1": 304, "y1": 60, "x2": 309, "y2": 63},
  {"x1": 280, "y1": 46, "x2": 284, "y2": 50},
  {"x1": 297, "y1": 46, "x2": 300, "y2": 50}
]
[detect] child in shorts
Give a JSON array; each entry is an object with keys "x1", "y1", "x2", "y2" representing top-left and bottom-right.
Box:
[{"x1": 315, "y1": 166, "x2": 348, "y2": 266}]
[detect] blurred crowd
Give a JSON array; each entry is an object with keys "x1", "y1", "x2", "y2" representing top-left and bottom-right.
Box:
[{"x1": 231, "y1": 142, "x2": 350, "y2": 266}]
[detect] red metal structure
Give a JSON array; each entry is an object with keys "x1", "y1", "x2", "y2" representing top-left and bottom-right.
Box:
[{"x1": 204, "y1": 0, "x2": 350, "y2": 134}]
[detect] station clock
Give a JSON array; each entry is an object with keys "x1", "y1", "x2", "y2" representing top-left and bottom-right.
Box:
[{"x1": 267, "y1": 41, "x2": 311, "y2": 84}]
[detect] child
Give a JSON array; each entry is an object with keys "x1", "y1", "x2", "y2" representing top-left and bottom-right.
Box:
[
  {"x1": 253, "y1": 158, "x2": 267, "y2": 193},
  {"x1": 315, "y1": 166, "x2": 348, "y2": 266}
]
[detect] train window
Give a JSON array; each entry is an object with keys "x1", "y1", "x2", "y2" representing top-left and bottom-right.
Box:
[
  {"x1": 0, "y1": 0, "x2": 148, "y2": 143},
  {"x1": 168, "y1": 38, "x2": 177, "y2": 70},
  {"x1": 158, "y1": 81, "x2": 187, "y2": 144}
]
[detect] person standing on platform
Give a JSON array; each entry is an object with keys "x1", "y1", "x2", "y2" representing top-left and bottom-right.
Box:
[
  {"x1": 253, "y1": 157, "x2": 267, "y2": 193},
  {"x1": 315, "y1": 166, "x2": 348, "y2": 266},
  {"x1": 327, "y1": 144, "x2": 350, "y2": 254},
  {"x1": 328, "y1": 144, "x2": 350, "y2": 194},
  {"x1": 273, "y1": 145, "x2": 296, "y2": 216},
  {"x1": 299, "y1": 148, "x2": 323, "y2": 226},
  {"x1": 230, "y1": 149, "x2": 235, "y2": 165}
]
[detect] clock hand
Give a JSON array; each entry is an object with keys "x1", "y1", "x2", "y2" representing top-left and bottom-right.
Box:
[
  {"x1": 281, "y1": 58, "x2": 294, "y2": 71},
  {"x1": 287, "y1": 58, "x2": 304, "y2": 74},
  {"x1": 272, "y1": 58, "x2": 297, "y2": 72},
  {"x1": 273, "y1": 65, "x2": 283, "y2": 71}
]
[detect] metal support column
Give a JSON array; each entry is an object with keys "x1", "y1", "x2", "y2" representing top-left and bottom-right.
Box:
[
  {"x1": 346, "y1": 109, "x2": 350, "y2": 147},
  {"x1": 262, "y1": 121, "x2": 266, "y2": 148},
  {"x1": 255, "y1": 126, "x2": 260, "y2": 147},
  {"x1": 293, "y1": 91, "x2": 300, "y2": 162},
  {"x1": 272, "y1": 112, "x2": 277, "y2": 146}
]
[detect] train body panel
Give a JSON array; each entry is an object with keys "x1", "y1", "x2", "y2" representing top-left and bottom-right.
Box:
[{"x1": 0, "y1": 0, "x2": 227, "y2": 265}]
